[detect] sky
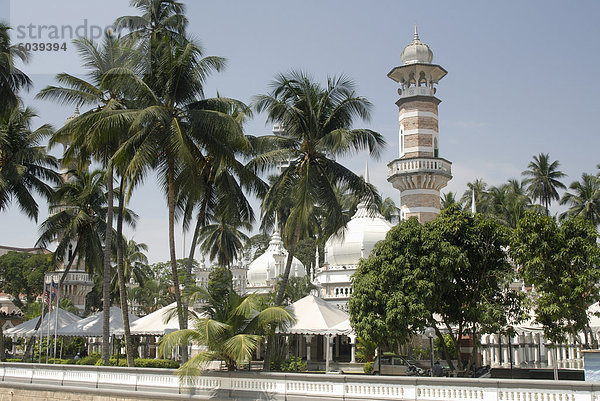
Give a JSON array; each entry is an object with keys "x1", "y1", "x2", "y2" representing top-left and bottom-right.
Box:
[{"x1": 1, "y1": 0, "x2": 600, "y2": 263}]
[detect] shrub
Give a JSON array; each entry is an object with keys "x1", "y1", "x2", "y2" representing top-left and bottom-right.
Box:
[
  {"x1": 76, "y1": 353, "x2": 101, "y2": 365},
  {"x1": 5, "y1": 358, "x2": 22, "y2": 362},
  {"x1": 47, "y1": 358, "x2": 69, "y2": 364},
  {"x1": 279, "y1": 356, "x2": 306, "y2": 372},
  {"x1": 94, "y1": 357, "x2": 179, "y2": 369},
  {"x1": 363, "y1": 361, "x2": 374, "y2": 374}
]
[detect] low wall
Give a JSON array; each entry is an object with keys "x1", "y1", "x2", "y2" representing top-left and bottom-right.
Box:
[{"x1": 1, "y1": 362, "x2": 600, "y2": 401}]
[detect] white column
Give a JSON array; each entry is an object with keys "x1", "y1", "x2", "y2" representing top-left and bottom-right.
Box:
[
  {"x1": 532, "y1": 334, "x2": 540, "y2": 364},
  {"x1": 349, "y1": 335, "x2": 356, "y2": 364},
  {"x1": 501, "y1": 336, "x2": 509, "y2": 367},
  {"x1": 325, "y1": 335, "x2": 332, "y2": 372},
  {"x1": 481, "y1": 335, "x2": 489, "y2": 366},
  {"x1": 517, "y1": 334, "x2": 525, "y2": 365},
  {"x1": 305, "y1": 335, "x2": 313, "y2": 361},
  {"x1": 512, "y1": 336, "x2": 520, "y2": 366},
  {"x1": 492, "y1": 334, "x2": 501, "y2": 367}
]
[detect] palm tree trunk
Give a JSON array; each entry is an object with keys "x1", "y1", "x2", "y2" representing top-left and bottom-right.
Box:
[
  {"x1": 275, "y1": 225, "x2": 301, "y2": 306},
  {"x1": 116, "y1": 177, "x2": 135, "y2": 367},
  {"x1": 102, "y1": 167, "x2": 114, "y2": 365},
  {"x1": 167, "y1": 157, "x2": 185, "y2": 331}
]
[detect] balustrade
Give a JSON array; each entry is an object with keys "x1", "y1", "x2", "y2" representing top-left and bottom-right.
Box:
[{"x1": 0, "y1": 363, "x2": 598, "y2": 401}]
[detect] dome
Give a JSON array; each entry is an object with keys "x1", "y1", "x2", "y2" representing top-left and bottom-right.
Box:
[
  {"x1": 400, "y1": 27, "x2": 433, "y2": 65},
  {"x1": 247, "y1": 225, "x2": 305, "y2": 286},
  {"x1": 325, "y1": 163, "x2": 394, "y2": 266}
]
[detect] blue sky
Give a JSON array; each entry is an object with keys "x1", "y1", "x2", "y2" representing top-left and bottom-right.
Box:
[{"x1": 2, "y1": 0, "x2": 600, "y2": 263}]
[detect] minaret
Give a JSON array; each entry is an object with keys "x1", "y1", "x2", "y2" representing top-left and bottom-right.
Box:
[{"x1": 387, "y1": 27, "x2": 452, "y2": 223}]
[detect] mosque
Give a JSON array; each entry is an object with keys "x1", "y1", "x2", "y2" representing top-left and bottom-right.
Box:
[{"x1": 195, "y1": 28, "x2": 452, "y2": 311}]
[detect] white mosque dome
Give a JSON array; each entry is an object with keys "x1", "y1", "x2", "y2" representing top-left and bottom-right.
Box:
[
  {"x1": 325, "y1": 205, "x2": 393, "y2": 266},
  {"x1": 400, "y1": 27, "x2": 434, "y2": 65},
  {"x1": 324, "y1": 164, "x2": 394, "y2": 266},
  {"x1": 247, "y1": 226, "x2": 305, "y2": 286}
]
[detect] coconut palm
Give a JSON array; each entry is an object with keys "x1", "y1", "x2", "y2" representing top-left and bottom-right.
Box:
[
  {"x1": 461, "y1": 178, "x2": 488, "y2": 213},
  {"x1": 36, "y1": 169, "x2": 108, "y2": 281},
  {"x1": 159, "y1": 284, "x2": 293, "y2": 375},
  {"x1": 441, "y1": 191, "x2": 460, "y2": 210},
  {"x1": 252, "y1": 71, "x2": 385, "y2": 307},
  {"x1": 559, "y1": 173, "x2": 600, "y2": 227},
  {"x1": 198, "y1": 216, "x2": 250, "y2": 269},
  {"x1": 37, "y1": 34, "x2": 141, "y2": 366},
  {"x1": 522, "y1": 153, "x2": 566, "y2": 216},
  {"x1": 0, "y1": 107, "x2": 59, "y2": 220},
  {"x1": 379, "y1": 197, "x2": 400, "y2": 224},
  {"x1": 487, "y1": 179, "x2": 532, "y2": 228},
  {"x1": 0, "y1": 23, "x2": 32, "y2": 117}
]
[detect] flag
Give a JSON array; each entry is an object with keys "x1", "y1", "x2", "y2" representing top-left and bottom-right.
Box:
[{"x1": 50, "y1": 280, "x2": 58, "y2": 310}]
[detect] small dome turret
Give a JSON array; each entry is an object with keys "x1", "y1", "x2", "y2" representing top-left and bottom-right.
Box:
[{"x1": 400, "y1": 26, "x2": 433, "y2": 65}]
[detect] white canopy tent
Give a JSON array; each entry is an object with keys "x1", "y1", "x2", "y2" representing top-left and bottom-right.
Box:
[
  {"x1": 58, "y1": 307, "x2": 139, "y2": 337},
  {"x1": 116, "y1": 302, "x2": 196, "y2": 336},
  {"x1": 5, "y1": 308, "x2": 81, "y2": 338},
  {"x1": 281, "y1": 295, "x2": 353, "y2": 336}
]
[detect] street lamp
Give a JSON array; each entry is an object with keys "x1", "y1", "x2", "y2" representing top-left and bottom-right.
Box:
[{"x1": 424, "y1": 327, "x2": 436, "y2": 377}]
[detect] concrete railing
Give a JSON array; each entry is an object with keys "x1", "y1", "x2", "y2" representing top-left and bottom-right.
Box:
[
  {"x1": 388, "y1": 157, "x2": 452, "y2": 177},
  {"x1": 1, "y1": 362, "x2": 599, "y2": 401}
]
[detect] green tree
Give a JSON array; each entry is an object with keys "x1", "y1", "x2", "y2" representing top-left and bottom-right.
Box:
[
  {"x1": 0, "y1": 23, "x2": 31, "y2": 117},
  {"x1": 378, "y1": 197, "x2": 400, "y2": 224},
  {"x1": 559, "y1": 173, "x2": 600, "y2": 227},
  {"x1": 252, "y1": 71, "x2": 385, "y2": 307},
  {"x1": 487, "y1": 179, "x2": 533, "y2": 228},
  {"x1": 460, "y1": 178, "x2": 488, "y2": 213},
  {"x1": 350, "y1": 208, "x2": 524, "y2": 373},
  {"x1": 522, "y1": 153, "x2": 566, "y2": 216},
  {"x1": 0, "y1": 107, "x2": 59, "y2": 220},
  {"x1": 0, "y1": 251, "x2": 53, "y2": 308},
  {"x1": 441, "y1": 191, "x2": 460, "y2": 210},
  {"x1": 510, "y1": 212, "x2": 600, "y2": 343}
]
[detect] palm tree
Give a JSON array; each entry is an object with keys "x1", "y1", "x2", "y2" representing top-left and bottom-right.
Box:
[
  {"x1": 159, "y1": 285, "x2": 293, "y2": 375},
  {"x1": 379, "y1": 197, "x2": 400, "y2": 223},
  {"x1": 461, "y1": 178, "x2": 488, "y2": 213},
  {"x1": 487, "y1": 179, "x2": 532, "y2": 228},
  {"x1": 0, "y1": 23, "x2": 32, "y2": 117},
  {"x1": 559, "y1": 173, "x2": 600, "y2": 227},
  {"x1": 37, "y1": 168, "x2": 109, "y2": 282},
  {"x1": 0, "y1": 107, "x2": 59, "y2": 220},
  {"x1": 522, "y1": 153, "x2": 566, "y2": 216},
  {"x1": 37, "y1": 34, "x2": 140, "y2": 366},
  {"x1": 252, "y1": 71, "x2": 385, "y2": 307},
  {"x1": 441, "y1": 191, "x2": 460, "y2": 210},
  {"x1": 198, "y1": 216, "x2": 250, "y2": 269}
]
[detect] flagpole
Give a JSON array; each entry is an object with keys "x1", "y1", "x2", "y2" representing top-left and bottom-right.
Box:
[
  {"x1": 38, "y1": 278, "x2": 46, "y2": 363},
  {"x1": 46, "y1": 278, "x2": 53, "y2": 363},
  {"x1": 53, "y1": 281, "x2": 60, "y2": 361}
]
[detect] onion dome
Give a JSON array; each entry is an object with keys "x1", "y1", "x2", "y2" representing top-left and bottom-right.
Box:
[
  {"x1": 247, "y1": 221, "x2": 305, "y2": 286},
  {"x1": 400, "y1": 26, "x2": 434, "y2": 65},
  {"x1": 324, "y1": 163, "x2": 393, "y2": 266}
]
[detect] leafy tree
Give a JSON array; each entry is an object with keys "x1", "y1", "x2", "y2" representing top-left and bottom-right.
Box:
[
  {"x1": 350, "y1": 208, "x2": 524, "y2": 373},
  {"x1": 559, "y1": 173, "x2": 600, "y2": 227},
  {"x1": 522, "y1": 153, "x2": 566, "y2": 215},
  {"x1": 0, "y1": 251, "x2": 53, "y2": 308},
  {"x1": 0, "y1": 107, "x2": 59, "y2": 220},
  {"x1": 0, "y1": 23, "x2": 31, "y2": 117},
  {"x1": 272, "y1": 276, "x2": 317, "y2": 305},
  {"x1": 510, "y1": 212, "x2": 600, "y2": 343}
]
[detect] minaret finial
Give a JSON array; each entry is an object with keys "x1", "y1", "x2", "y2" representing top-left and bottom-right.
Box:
[
  {"x1": 364, "y1": 160, "x2": 370, "y2": 184},
  {"x1": 274, "y1": 213, "x2": 280, "y2": 235},
  {"x1": 471, "y1": 189, "x2": 477, "y2": 215},
  {"x1": 414, "y1": 25, "x2": 419, "y2": 40}
]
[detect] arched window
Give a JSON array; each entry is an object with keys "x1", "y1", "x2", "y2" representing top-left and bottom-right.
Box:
[
  {"x1": 399, "y1": 124, "x2": 405, "y2": 157},
  {"x1": 434, "y1": 137, "x2": 439, "y2": 157}
]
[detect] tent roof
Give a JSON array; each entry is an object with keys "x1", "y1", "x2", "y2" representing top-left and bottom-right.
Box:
[
  {"x1": 5, "y1": 308, "x2": 81, "y2": 338},
  {"x1": 116, "y1": 302, "x2": 195, "y2": 336},
  {"x1": 57, "y1": 307, "x2": 139, "y2": 337},
  {"x1": 280, "y1": 295, "x2": 354, "y2": 336}
]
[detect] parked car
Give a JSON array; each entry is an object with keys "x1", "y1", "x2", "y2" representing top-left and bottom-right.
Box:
[{"x1": 372, "y1": 355, "x2": 426, "y2": 376}]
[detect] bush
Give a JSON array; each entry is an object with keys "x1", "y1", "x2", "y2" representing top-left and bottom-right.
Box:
[
  {"x1": 279, "y1": 356, "x2": 306, "y2": 372},
  {"x1": 95, "y1": 357, "x2": 179, "y2": 369},
  {"x1": 47, "y1": 358, "x2": 69, "y2": 364},
  {"x1": 134, "y1": 358, "x2": 179, "y2": 369},
  {"x1": 76, "y1": 353, "x2": 101, "y2": 365},
  {"x1": 5, "y1": 358, "x2": 22, "y2": 363},
  {"x1": 363, "y1": 361, "x2": 374, "y2": 374}
]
